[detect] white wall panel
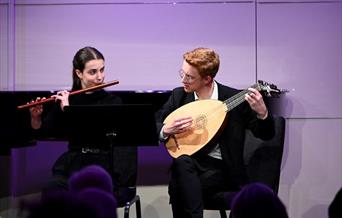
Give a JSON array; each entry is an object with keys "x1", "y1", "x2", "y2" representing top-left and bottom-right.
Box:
[
  {"x1": 0, "y1": 4, "x2": 8, "y2": 90},
  {"x1": 15, "y1": 3, "x2": 255, "y2": 91},
  {"x1": 258, "y1": 3, "x2": 342, "y2": 118},
  {"x1": 279, "y1": 118, "x2": 342, "y2": 218}
]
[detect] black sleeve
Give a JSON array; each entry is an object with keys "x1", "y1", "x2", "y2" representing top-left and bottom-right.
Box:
[{"x1": 243, "y1": 100, "x2": 275, "y2": 141}]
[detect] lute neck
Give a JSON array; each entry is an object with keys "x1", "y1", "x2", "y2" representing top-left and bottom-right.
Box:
[{"x1": 223, "y1": 83, "x2": 259, "y2": 112}]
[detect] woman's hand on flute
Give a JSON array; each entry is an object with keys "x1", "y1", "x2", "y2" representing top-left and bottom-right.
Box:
[
  {"x1": 52, "y1": 90, "x2": 70, "y2": 111},
  {"x1": 29, "y1": 97, "x2": 45, "y2": 129}
]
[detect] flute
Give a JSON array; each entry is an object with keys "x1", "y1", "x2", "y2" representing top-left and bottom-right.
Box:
[{"x1": 17, "y1": 80, "x2": 119, "y2": 110}]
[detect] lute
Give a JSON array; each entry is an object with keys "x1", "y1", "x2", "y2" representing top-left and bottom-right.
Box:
[{"x1": 163, "y1": 80, "x2": 280, "y2": 158}]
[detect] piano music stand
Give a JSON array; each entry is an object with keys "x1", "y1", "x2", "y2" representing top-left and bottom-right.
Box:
[
  {"x1": 63, "y1": 103, "x2": 158, "y2": 144},
  {"x1": 63, "y1": 104, "x2": 159, "y2": 173}
]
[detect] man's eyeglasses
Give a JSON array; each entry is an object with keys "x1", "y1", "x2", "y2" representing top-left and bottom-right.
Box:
[{"x1": 179, "y1": 70, "x2": 196, "y2": 83}]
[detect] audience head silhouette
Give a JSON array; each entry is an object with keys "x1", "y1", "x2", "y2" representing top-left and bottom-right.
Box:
[
  {"x1": 68, "y1": 165, "x2": 117, "y2": 218},
  {"x1": 230, "y1": 182, "x2": 288, "y2": 218},
  {"x1": 23, "y1": 165, "x2": 118, "y2": 218},
  {"x1": 329, "y1": 187, "x2": 342, "y2": 218},
  {"x1": 69, "y1": 165, "x2": 113, "y2": 193},
  {"x1": 78, "y1": 188, "x2": 117, "y2": 218}
]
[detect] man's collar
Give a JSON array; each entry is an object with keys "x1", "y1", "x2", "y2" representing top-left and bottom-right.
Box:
[{"x1": 194, "y1": 81, "x2": 218, "y2": 100}]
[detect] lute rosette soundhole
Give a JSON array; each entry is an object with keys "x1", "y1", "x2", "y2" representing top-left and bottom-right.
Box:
[{"x1": 194, "y1": 114, "x2": 207, "y2": 132}]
